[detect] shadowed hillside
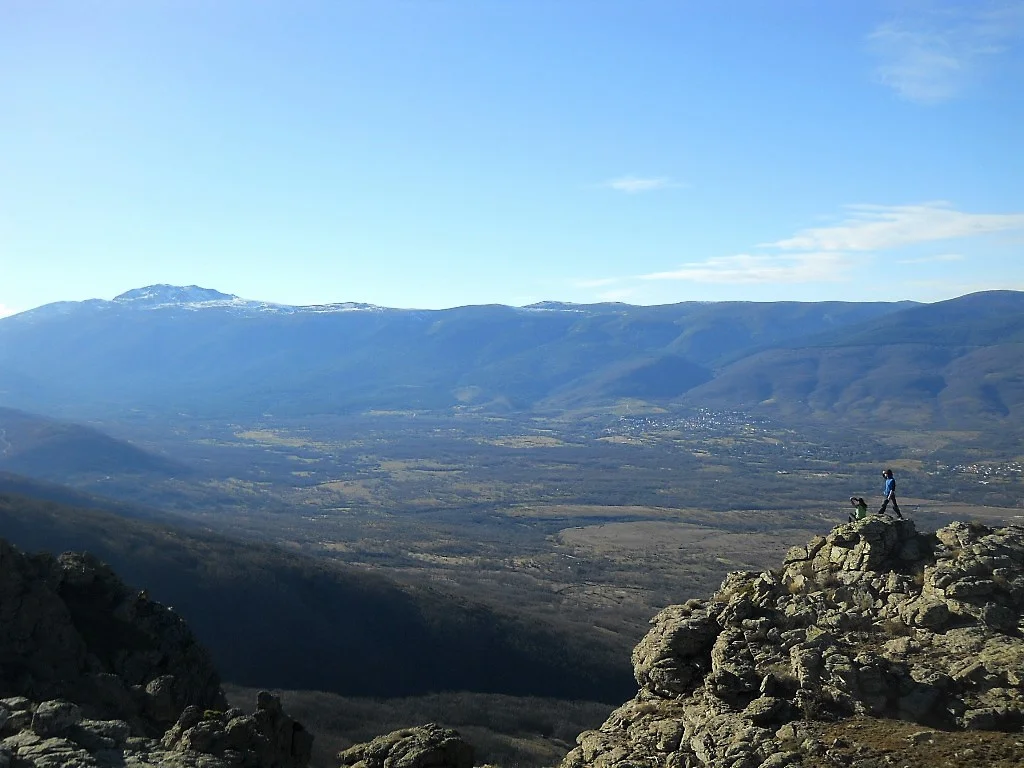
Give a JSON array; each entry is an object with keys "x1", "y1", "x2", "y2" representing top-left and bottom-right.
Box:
[
  {"x1": 0, "y1": 470, "x2": 197, "y2": 526},
  {"x1": 0, "y1": 490, "x2": 632, "y2": 703},
  {"x1": 0, "y1": 406, "x2": 183, "y2": 479},
  {"x1": 0, "y1": 533, "x2": 313, "y2": 767}
]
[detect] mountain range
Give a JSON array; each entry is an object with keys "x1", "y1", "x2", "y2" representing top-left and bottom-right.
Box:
[{"x1": 13, "y1": 283, "x2": 1019, "y2": 428}]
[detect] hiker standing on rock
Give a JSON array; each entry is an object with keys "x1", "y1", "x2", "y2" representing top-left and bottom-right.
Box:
[{"x1": 878, "y1": 468, "x2": 903, "y2": 519}]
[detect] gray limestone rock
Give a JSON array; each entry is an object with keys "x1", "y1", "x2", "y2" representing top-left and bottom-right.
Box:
[
  {"x1": 30, "y1": 701, "x2": 82, "y2": 738},
  {"x1": 160, "y1": 692, "x2": 311, "y2": 768},
  {"x1": 1, "y1": 692, "x2": 310, "y2": 768},
  {"x1": 633, "y1": 602, "x2": 720, "y2": 698}
]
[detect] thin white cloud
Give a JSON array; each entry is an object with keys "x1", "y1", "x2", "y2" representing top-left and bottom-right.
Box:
[
  {"x1": 0, "y1": 304, "x2": 19, "y2": 319},
  {"x1": 602, "y1": 176, "x2": 680, "y2": 194},
  {"x1": 896, "y1": 253, "x2": 965, "y2": 264},
  {"x1": 639, "y1": 253, "x2": 857, "y2": 284},
  {"x1": 868, "y1": 2, "x2": 1024, "y2": 103},
  {"x1": 768, "y1": 202, "x2": 1024, "y2": 252},
  {"x1": 576, "y1": 201, "x2": 1021, "y2": 296}
]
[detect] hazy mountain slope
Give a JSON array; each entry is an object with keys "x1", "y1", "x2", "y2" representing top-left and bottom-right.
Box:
[
  {"x1": 805, "y1": 289, "x2": 1024, "y2": 348},
  {"x1": 684, "y1": 291, "x2": 1024, "y2": 428},
  {"x1": 0, "y1": 470, "x2": 198, "y2": 526},
  {"x1": 0, "y1": 489, "x2": 632, "y2": 702},
  {"x1": 0, "y1": 285, "x2": 910, "y2": 418},
  {"x1": 0, "y1": 406, "x2": 183, "y2": 479}
]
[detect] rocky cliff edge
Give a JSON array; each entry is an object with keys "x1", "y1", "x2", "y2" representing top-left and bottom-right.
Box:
[
  {"x1": 0, "y1": 539, "x2": 312, "y2": 768},
  {"x1": 561, "y1": 517, "x2": 1024, "y2": 768}
]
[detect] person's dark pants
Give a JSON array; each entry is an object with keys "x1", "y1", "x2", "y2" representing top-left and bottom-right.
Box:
[{"x1": 879, "y1": 494, "x2": 902, "y2": 518}]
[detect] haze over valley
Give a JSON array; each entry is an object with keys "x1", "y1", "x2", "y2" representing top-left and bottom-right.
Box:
[
  {"x1": 1, "y1": 285, "x2": 1022, "y2": 767},
  {"x1": 4, "y1": 3, "x2": 1024, "y2": 765}
]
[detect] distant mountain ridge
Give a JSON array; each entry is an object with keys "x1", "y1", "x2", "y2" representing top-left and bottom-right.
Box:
[
  {"x1": 0, "y1": 284, "x2": 919, "y2": 421},
  {"x1": 4, "y1": 285, "x2": 1024, "y2": 429},
  {"x1": 114, "y1": 283, "x2": 238, "y2": 305},
  {"x1": 687, "y1": 290, "x2": 1024, "y2": 429},
  {"x1": 7, "y1": 284, "x2": 386, "y2": 324}
]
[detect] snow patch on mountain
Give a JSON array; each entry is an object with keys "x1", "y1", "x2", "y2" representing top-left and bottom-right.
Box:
[
  {"x1": 114, "y1": 285, "x2": 237, "y2": 305},
  {"x1": 0, "y1": 285, "x2": 391, "y2": 326},
  {"x1": 112, "y1": 285, "x2": 386, "y2": 314}
]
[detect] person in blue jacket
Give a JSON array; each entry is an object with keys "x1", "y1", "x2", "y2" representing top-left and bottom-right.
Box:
[{"x1": 878, "y1": 468, "x2": 903, "y2": 519}]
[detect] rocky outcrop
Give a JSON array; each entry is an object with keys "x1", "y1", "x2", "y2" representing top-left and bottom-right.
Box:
[
  {"x1": 159, "y1": 690, "x2": 313, "y2": 767},
  {"x1": 561, "y1": 518, "x2": 1024, "y2": 768},
  {"x1": 0, "y1": 539, "x2": 225, "y2": 735},
  {"x1": 0, "y1": 538, "x2": 311, "y2": 767},
  {"x1": 0, "y1": 690, "x2": 311, "y2": 767},
  {"x1": 338, "y1": 723, "x2": 474, "y2": 768}
]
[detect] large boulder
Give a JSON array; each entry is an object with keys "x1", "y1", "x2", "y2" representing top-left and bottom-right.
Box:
[
  {"x1": 161, "y1": 691, "x2": 312, "y2": 767},
  {"x1": 338, "y1": 723, "x2": 474, "y2": 768},
  {"x1": 632, "y1": 600, "x2": 720, "y2": 697}
]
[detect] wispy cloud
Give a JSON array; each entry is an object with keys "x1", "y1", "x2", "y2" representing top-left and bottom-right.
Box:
[
  {"x1": 575, "y1": 201, "x2": 1023, "y2": 297},
  {"x1": 601, "y1": 176, "x2": 681, "y2": 194},
  {"x1": 639, "y1": 253, "x2": 857, "y2": 284},
  {"x1": 868, "y1": 2, "x2": 1024, "y2": 103},
  {"x1": 768, "y1": 202, "x2": 1024, "y2": 251},
  {"x1": 0, "y1": 304, "x2": 19, "y2": 319}
]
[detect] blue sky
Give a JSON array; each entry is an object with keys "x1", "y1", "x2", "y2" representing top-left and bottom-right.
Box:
[{"x1": 2, "y1": 0, "x2": 1023, "y2": 314}]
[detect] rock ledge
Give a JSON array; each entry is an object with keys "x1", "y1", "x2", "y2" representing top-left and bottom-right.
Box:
[{"x1": 561, "y1": 518, "x2": 1024, "y2": 768}]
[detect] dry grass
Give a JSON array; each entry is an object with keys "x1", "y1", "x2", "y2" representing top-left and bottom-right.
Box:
[
  {"x1": 909, "y1": 499, "x2": 1023, "y2": 524},
  {"x1": 793, "y1": 716, "x2": 1024, "y2": 768},
  {"x1": 556, "y1": 520, "x2": 813, "y2": 566},
  {"x1": 378, "y1": 459, "x2": 462, "y2": 473},
  {"x1": 596, "y1": 435, "x2": 645, "y2": 445},
  {"x1": 315, "y1": 480, "x2": 379, "y2": 501},
  {"x1": 503, "y1": 504, "x2": 683, "y2": 520},
  {"x1": 475, "y1": 436, "x2": 569, "y2": 448},
  {"x1": 234, "y1": 429, "x2": 323, "y2": 448}
]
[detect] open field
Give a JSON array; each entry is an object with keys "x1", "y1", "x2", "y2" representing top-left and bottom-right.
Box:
[{"x1": 62, "y1": 407, "x2": 1024, "y2": 665}]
